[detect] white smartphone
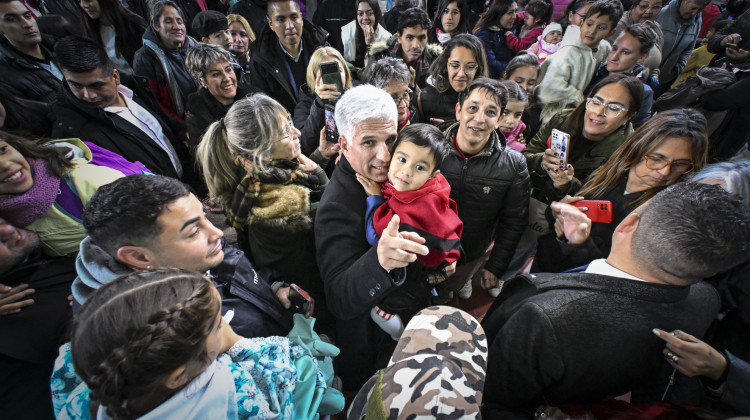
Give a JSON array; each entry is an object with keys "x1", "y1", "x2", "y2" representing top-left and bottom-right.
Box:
[{"x1": 550, "y1": 129, "x2": 570, "y2": 169}]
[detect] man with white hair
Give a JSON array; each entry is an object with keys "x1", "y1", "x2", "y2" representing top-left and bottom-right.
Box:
[{"x1": 315, "y1": 84, "x2": 437, "y2": 391}]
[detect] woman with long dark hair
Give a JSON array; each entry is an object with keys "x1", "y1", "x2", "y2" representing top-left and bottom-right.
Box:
[
  {"x1": 429, "y1": 0, "x2": 474, "y2": 44},
  {"x1": 473, "y1": 0, "x2": 519, "y2": 78},
  {"x1": 533, "y1": 108, "x2": 708, "y2": 272},
  {"x1": 340, "y1": 0, "x2": 391, "y2": 68},
  {"x1": 78, "y1": 0, "x2": 147, "y2": 76}
]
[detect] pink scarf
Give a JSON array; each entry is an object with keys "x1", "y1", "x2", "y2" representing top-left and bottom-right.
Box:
[{"x1": 0, "y1": 158, "x2": 61, "y2": 227}]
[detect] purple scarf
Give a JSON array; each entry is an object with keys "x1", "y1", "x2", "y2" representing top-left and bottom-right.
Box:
[{"x1": 0, "y1": 158, "x2": 61, "y2": 227}]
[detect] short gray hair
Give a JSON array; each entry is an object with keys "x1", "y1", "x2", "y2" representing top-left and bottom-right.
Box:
[
  {"x1": 362, "y1": 57, "x2": 411, "y2": 89},
  {"x1": 691, "y1": 160, "x2": 750, "y2": 209},
  {"x1": 334, "y1": 84, "x2": 397, "y2": 144},
  {"x1": 186, "y1": 42, "x2": 234, "y2": 81}
]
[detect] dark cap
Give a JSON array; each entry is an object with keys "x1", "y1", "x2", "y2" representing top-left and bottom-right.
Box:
[{"x1": 191, "y1": 10, "x2": 228, "y2": 39}]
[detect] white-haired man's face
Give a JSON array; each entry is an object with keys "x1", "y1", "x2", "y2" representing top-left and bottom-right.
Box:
[{"x1": 340, "y1": 119, "x2": 397, "y2": 183}]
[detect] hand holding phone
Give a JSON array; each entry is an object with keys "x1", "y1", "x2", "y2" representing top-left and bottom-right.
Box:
[
  {"x1": 288, "y1": 284, "x2": 314, "y2": 317},
  {"x1": 549, "y1": 129, "x2": 570, "y2": 169},
  {"x1": 571, "y1": 200, "x2": 613, "y2": 224}
]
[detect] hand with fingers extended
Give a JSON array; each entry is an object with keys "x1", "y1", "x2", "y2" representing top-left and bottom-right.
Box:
[
  {"x1": 550, "y1": 201, "x2": 591, "y2": 244},
  {"x1": 653, "y1": 328, "x2": 729, "y2": 381},
  {"x1": 0, "y1": 283, "x2": 35, "y2": 315},
  {"x1": 363, "y1": 24, "x2": 377, "y2": 45},
  {"x1": 377, "y1": 214, "x2": 428, "y2": 272},
  {"x1": 356, "y1": 173, "x2": 383, "y2": 196}
]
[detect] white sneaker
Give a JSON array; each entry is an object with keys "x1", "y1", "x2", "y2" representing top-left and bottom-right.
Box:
[
  {"x1": 457, "y1": 280, "x2": 473, "y2": 299},
  {"x1": 487, "y1": 286, "x2": 501, "y2": 298}
]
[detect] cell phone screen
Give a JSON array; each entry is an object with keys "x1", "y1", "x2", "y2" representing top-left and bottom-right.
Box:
[{"x1": 324, "y1": 104, "x2": 338, "y2": 144}]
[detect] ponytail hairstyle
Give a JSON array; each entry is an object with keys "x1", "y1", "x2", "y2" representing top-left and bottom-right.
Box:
[
  {"x1": 0, "y1": 131, "x2": 74, "y2": 178},
  {"x1": 71, "y1": 269, "x2": 220, "y2": 419},
  {"x1": 196, "y1": 94, "x2": 289, "y2": 206},
  {"x1": 524, "y1": 0, "x2": 554, "y2": 26}
]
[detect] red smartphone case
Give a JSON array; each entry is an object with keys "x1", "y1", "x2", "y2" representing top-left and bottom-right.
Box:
[{"x1": 572, "y1": 200, "x2": 613, "y2": 224}]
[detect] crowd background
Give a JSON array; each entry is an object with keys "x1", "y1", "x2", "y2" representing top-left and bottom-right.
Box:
[{"x1": 1, "y1": 0, "x2": 750, "y2": 418}]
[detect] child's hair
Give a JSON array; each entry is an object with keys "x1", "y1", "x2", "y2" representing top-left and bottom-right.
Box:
[
  {"x1": 583, "y1": 0, "x2": 623, "y2": 27},
  {"x1": 525, "y1": 0, "x2": 554, "y2": 26},
  {"x1": 71, "y1": 269, "x2": 220, "y2": 419},
  {"x1": 503, "y1": 53, "x2": 540, "y2": 79},
  {"x1": 0, "y1": 131, "x2": 74, "y2": 178},
  {"x1": 392, "y1": 124, "x2": 449, "y2": 171},
  {"x1": 500, "y1": 80, "x2": 528, "y2": 104}
]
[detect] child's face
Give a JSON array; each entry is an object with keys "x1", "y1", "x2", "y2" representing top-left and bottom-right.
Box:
[
  {"x1": 544, "y1": 30, "x2": 562, "y2": 44},
  {"x1": 499, "y1": 100, "x2": 526, "y2": 132},
  {"x1": 523, "y1": 12, "x2": 537, "y2": 28},
  {"x1": 388, "y1": 141, "x2": 437, "y2": 192},
  {"x1": 506, "y1": 65, "x2": 538, "y2": 94},
  {"x1": 580, "y1": 13, "x2": 614, "y2": 48}
]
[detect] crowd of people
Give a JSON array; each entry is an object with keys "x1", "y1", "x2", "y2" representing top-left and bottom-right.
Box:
[{"x1": 1, "y1": 0, "x2": 750, "y2": 418}]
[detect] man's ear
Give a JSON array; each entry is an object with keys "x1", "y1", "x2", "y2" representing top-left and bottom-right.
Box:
[
  {"x1": 112, "y1": 68, "x2": 121, "y2": 85},
  {"x1": 338, "y1": 135, "x2": 349, "y2": 152},
  {"x1": 455, "y1": 102, "x2": 461, "y2": 121},
  {"x1": 116, "y1": 246, "x2": 155, "y2": 270},
  {"x1": 614, "y1": 212, "x2": 640, "y2": 235}
]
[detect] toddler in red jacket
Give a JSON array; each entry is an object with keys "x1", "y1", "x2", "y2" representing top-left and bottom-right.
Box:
[{"x1": 357, "y1": 124, "x2": 463, "y2": 340}]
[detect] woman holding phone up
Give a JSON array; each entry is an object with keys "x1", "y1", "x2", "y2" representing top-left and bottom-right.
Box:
[{"x1": 532, "y1": 109, "x2": 708, "y2": 273}]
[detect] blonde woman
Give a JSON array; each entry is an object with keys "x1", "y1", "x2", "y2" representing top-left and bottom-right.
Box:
[
  {"x1": 227, "y1": 14, "x2": 256, "y2": 73},
  {"x1": 294, "y1": 47, "x2": 352, "y2": 163},
  {"x1": 197, "y1": 94, "x2": 336, "y2": 316}
]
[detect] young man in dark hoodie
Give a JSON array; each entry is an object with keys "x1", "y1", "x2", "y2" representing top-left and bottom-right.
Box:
[{"x1": 133, "y1": 0, "x2": 200, "y2": 120}]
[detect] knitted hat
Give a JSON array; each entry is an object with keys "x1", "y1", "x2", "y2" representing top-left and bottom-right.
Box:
[
  {"x1": 542, "y1": 22, "x2": 563, "y2": 39},
  {"x1": 192, "y1": 10, "x2": 228, "y2": 39},
  {"x1": 347, "y1": 306, "x2": 488, "y2": 420}
]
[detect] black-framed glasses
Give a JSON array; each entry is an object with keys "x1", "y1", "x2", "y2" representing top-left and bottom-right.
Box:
[
  {"x1": 585, "y1": 97, "x2": 628, "y2": 117},
  {"x1": 642, "y1": 154, "x2": 694, "y2": 173},
  {"x1": 391, "y1": 89, "x2": 412, "y2": 105}
]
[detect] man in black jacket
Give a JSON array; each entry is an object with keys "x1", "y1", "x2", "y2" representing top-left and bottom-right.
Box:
[
  {"x1": 0, "y1": 0, "x2": 63, "y2": 103},
  {"x1": 0, "y1": 218, "x2": 75, "y2": 420},
  {"x1": 315, "y1": 84, "x2": 438, "y2": 391},
  {"x1": 51, "y1": 36, "x2": 196, "y2": 186},
  {"x1": 250, "y1": 0, "x2": 328, "y2": 114},
  {"x1": 480, "y1": 182, "x2": 750, "y2": 418},
  {"x1": 73, "y1": 175, "x2": 303, "y2": 339},
  {"x1": 441, "y1": 78, "x2": 530, "y2": 299}
]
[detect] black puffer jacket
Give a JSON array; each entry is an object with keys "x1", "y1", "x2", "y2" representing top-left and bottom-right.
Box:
[
  {"x1": 249, "y1": 20, "x2": 328, "y2": 114},
  {"x1": 441, "y1": 123, "x2": 531, "y2": 277},
  {"x1": 0, "y1": 35, "x2": 61, "y2": 103}
]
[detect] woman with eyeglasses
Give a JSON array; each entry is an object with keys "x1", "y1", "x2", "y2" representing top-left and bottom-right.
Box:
[
  {"x1": 196, "y1": 94, "x2": 333, "y2": 311},
  {"x1": 363, "y1": 57, "x2": 419, "y2": 132},
  {"x1": 524, "y1": 74, "x2": 644, "y2": 202},
  {"x1": 428, "y1": 0, "x2": 475, "y2": 45},
  {"x1": 416, "y1": 34, "x2": 488, "y2": 125},
  {"x1": 341, "y1": 0, "x2": 391, "y2": 68},
  {"x1": 532, "y1": 108, "x2": 708, "y2": 273}
]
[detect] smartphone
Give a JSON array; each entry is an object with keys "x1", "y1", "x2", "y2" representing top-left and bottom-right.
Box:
[
  {"x1": 572, "y1": 200, "x2": 613, "y2": 224},
  {"x1": 324, "y1": 104, "x2": 339, "y2": 144},
  {"x1": 550, "y1": 129, "x2": 570, "y2": 169},
  {"x1": 288, "y1": 284, "x2": 311, "y2": 314},
  {"x1": 320, "y1": 60, "x2": 343, "y2": 95}
]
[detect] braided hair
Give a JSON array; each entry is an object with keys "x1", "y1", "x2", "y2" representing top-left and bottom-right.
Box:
[{"x1": 71, "y1": 269, "x2": 220, "y2": 419}]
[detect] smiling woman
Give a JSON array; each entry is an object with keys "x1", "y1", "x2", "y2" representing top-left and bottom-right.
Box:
[
  {"x1": 533, "y1": 109, "x2": 708, "y2": 273},
  {"x1": 196, "y1": 94, "x2": 331, "y2": 309},
  {"x1": 418, "y1": 34, "x2": 488, "y2": 124}
]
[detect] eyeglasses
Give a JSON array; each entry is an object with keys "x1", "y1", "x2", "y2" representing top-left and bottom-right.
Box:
[
  {"x1": 391, "y1": 89, "x2": 412, "y2": 106},
  {"x1": 273, "y1": 115, "x2": 296, "y2": 143},
  {"x1": 636, "y1": 3, "x2": 662, "y2": 12},
  {"x1": 447, "y1": 61, "x2": 479, "y2": 75},
  {"x1": 574, "y1": 11, "x2": 587, "y2": 18},
  {"x1": 642, "y1": 154, "x2": 694, "y2": 173},
  {"x1": 585, "y1": 97, "x2": 629, "y2": 117}
]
